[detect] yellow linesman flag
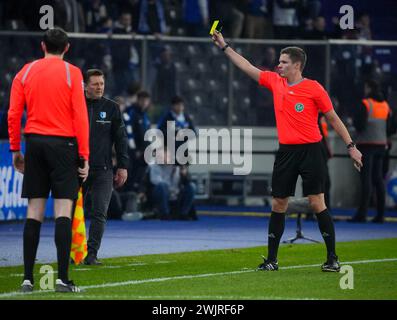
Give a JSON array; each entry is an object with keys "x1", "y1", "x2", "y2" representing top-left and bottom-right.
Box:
[{"x1": 70, "y1": 187, "x2": 87, "y2": 264}]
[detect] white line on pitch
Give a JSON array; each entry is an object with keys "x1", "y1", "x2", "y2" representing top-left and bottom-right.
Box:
[
  {"x1": 0, "y1": 257, "x2": 396, "y2": 298},
  {"x1": 1, "y1": 260, "x2": 171, "y2": 278}
]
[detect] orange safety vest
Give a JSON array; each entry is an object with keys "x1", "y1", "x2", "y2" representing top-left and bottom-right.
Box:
[{"x1": 356, "y1": 98, "x2": 390, "y2": 145}]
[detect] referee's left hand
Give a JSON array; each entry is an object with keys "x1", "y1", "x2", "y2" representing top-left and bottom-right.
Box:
[
  {"x1": 348, "y1": 147, "x2": 363, "y2": 172},
  {"x1": 114, "y1": 168, "x2": 128, "y2": 188}
]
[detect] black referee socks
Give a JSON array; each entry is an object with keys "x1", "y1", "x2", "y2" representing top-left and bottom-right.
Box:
[
  {"x1": 316, "y1": 209, "x2": 336, "y2": 256},
  {"x1": 55, "y1": 217, "x2": 72, "y2": 283},
  {"x1": 23, "y1": 218, "x2": 42, "y2": 283},
  {"x1": 267, "y1": 211, "x2": 286, "y2": 262}
]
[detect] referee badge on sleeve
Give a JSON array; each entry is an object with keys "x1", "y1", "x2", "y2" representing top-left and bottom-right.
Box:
[{"x1": 295, "y1": 103, "x2": 304, "y2": 112}]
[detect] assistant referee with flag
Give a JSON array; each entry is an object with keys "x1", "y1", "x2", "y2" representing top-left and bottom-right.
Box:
[
  {"x1": 211, "y1": 30, "x2": 363, "y2": 272},
  {"x1": 8, "y1": 28, "x2": 89, "y2": 293}
]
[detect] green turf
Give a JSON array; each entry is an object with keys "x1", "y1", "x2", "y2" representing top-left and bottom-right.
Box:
[{"x1": 0, "y1": 238, "x2": 396, "y2": 300}]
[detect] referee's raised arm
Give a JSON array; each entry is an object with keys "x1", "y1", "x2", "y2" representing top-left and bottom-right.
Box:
[{"x1": 211, "y1": 30, "x2": 261, "y2": 82}]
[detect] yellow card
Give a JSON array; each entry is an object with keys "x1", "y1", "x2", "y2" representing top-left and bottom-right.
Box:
[{"x1": 209, "y1": 20, "x2": 219, "y2": 35}]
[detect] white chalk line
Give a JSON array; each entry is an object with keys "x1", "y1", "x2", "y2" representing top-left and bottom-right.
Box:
[
  {"x1": 0, "y1": 257, "x2": 396, "y2": 299},
  {"x1": 0, "y1": 260, "x2": 173, "y2": 277}
]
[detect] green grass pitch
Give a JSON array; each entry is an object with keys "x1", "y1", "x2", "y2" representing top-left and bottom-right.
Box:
[{"x1": 0, "y1": 238, "x2": 396, "y2": 300}]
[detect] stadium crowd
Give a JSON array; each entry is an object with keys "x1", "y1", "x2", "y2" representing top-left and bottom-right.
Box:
[
  {"x1": 0, "y1": 0, "x2": 378, "y2": 40},
  {"x1": 1, "y1": 1, "x2": 395, "y2": 123},
  {"x1": 1, "y1": 1, "x2": 396, "y2": 221}
]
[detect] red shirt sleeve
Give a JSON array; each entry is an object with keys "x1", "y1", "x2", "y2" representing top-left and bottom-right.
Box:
[
  {"x1": 258, "y1": 71, "x2": 279, "y2": 91},
  {"x1": 8, "y1": 67, "x2": 27, "y2": 152},
  {"x1": 313, "y1": 81, "x2": 334, "y2": 113},
  {"x1": 70, "y1": 67, "x2": 90, "y2": 160}
]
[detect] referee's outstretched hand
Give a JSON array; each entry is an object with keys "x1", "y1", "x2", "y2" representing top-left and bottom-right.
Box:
[
  {"x1": 211, "y1": 30, "x2": 227, "y2": 50},
  {"x1": 78, "y1": 159, "x2": 89, "y2": 182}
]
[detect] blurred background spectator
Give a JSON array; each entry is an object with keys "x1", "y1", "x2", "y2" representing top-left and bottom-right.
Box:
[
  {"x1": 182, "y1": 0, "x2": 209, "y2": 37},
  {"x1": 243, "y1": 0, "x2": 272, "y2": 39},
  {"x1": 210, "y1": 0, "x2": 245, "y2": 39},
  {"x1": 147, "y1": 149, "x2": 196, "y2": 220},
  {"x1": 150, "y1": 45, "x2": 178, "y2": 106},
  {"x1": 305, "y1": 16, "x2": 329, "y2": 39},
  {"x1": 136, "y1": 0, "x2": 167, "y2": 36},
  {"x1": 272, "y1": 0, "x2": 300, "y2": 39},
  {"x1": 356, "y1": 13, "x2": 372, "y2": 40},
  {"x1": 157, "y1": 95, "x2": 197, "y2": 164},
  {"x1": 122, "y1": 91, "x2": 152, "y2": 215},
  {"x1": 112, "y1": 11, "x2": 140, "y2": 95},
  {"x1": 351, "y1": 79, "x2": 391, "y2": 223},
  {"x1": 83, "y1": 0, "x2": 109, "y2": 33}
]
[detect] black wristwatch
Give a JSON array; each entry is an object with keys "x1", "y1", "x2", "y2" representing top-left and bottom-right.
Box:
[
  {"x1": 221, "y1": 44, "x2": 230, "y2": 52},
  {"x1": 346, "y1": 141, "x2": 356, "y2": 150}
]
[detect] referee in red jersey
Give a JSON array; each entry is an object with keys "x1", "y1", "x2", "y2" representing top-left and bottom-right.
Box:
[
  {"x1": 212, "y1": 31, "x2": 363, "y2": 272},
  {"x1": 8, "y1": 28, "x2": 89, "y2": 292}
]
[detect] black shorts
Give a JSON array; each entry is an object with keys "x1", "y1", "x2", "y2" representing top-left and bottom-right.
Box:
[
  {"x1": 271, "y1": 142, "x2": 327, "y2": 198},
  {"x1": 22, "y1": 134, "x2": 80, "y2": 199}
]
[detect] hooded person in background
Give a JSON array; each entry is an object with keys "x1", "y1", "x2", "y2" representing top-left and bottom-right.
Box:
[{"x1": 122, "y1": 91, "x2": 152, "y2": 216}]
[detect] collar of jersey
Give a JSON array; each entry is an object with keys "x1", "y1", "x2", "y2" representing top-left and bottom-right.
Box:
[{"x1": 287, "y1": 78, "x2": 306, "y2": 87}]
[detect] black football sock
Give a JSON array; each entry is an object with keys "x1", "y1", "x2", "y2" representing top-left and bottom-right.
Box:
[
  {"x1": 55, "y1": 217, "x2": 72, "y2": 283},
  {"x1": 267, "y1": 211, "x2": 286, "y2": 262},
  {"x1": 23, "y1": 218, "x2": 42, "y2": 283},
  {"x1": 316, "y1": 209, "x2": 336, "y2": 257}
]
